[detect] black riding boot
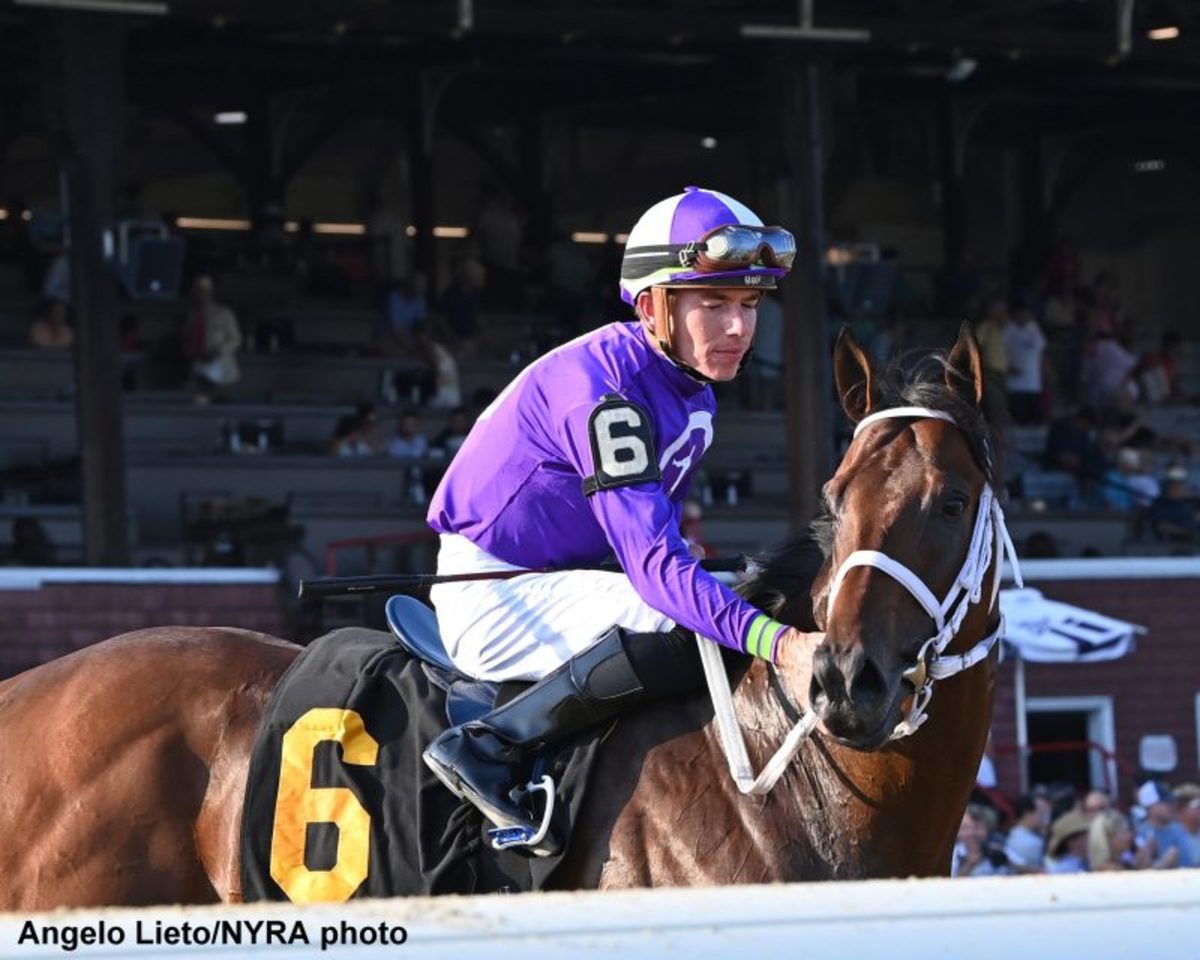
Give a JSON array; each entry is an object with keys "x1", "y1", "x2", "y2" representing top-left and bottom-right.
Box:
[{"x1": 422, "y1": 624, "x2": 703, "y2": 850}]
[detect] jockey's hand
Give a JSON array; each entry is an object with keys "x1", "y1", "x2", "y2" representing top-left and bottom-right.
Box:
[{"x1": 771, "y1": 627, "x2": 825, "y2": 712}]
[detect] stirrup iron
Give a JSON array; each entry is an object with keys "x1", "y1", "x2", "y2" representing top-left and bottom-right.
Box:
[{"x1": 487, "y1": 775, "x2": 556, "y2": 851}]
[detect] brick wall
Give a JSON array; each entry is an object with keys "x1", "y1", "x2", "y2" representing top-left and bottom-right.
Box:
[
  {"x1": 990, "y1": 577, "x2": 1200, "y2": 802},
  {"x1": 0, "y1": 581, "x2": 288, "y2": 680}
]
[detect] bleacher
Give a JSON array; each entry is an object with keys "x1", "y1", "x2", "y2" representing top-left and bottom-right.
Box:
[{"x1": 2, "y1": 282, "x2": 1198, "y2": 575}]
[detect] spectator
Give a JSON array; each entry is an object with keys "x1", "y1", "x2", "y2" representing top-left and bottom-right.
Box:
[
  {"x1": 1135, "y1": 780, "x2": 1195, "y2": 868},
  {"x1": 1082, "y1": 790, "x2": 1112, "y2": 819},
  {"x1": 365, "y1": 192, "x2": 409, "y2": 286},
  {"x1": 441, "y1": 257, "x2": 486, "y2": 353},
  {"x1": 1045, "y1": 810, "x2": 1091, "y2": 873},
  {"x1": 184, "y1": 274, "x2": 242, "y2": 403},
  {"x1": 1003, "y1": 300, "x2": 1048, "y2": 424},
  {"x1": 1044, "y1": 406, "x2": 1100, "y2": 472},
  {"x1": 472, "y1": 186, "x2": 522, "y2": 306},
  {"x1": 1004, "y1": 794, "x2": 1048, "y2": 874},
  {"x1": 1042, "y1": 238, "x2": 1080, "y2": 298},
  {"x1": 1043, "y1": 406, "x2": 1107, "y2": 501},
  {"x1": 432, "y1": 406, "x2": 472, "y2": 456},
  {"x1": 378, "y1": 273, "x2": 428, "y2": 347},
  {"x1": 1148, "y1": 467, "x2": 1199, "y2": 542},
  {"x1": 28, "y1": 298, "x2": 73, "y2": 349},
  {"x1": 973, "y1": 295, "x2": 1011, "y2": 385},
  {"x1": 1089, "y1": 271, "x2": 1121, "y2": 335},
  {"x1": 421, "y1": 330, "x2": 463, "y2": 409},
  {"x1": 7, "y1": 517, "x2": 55, "y2": 566},
  {"x1": 1098, "y1": 392, "x2": 1160, "y2": 453},
  {"x1": 1043, "y1": 288, "x2": 1077, "y2": 332},
  {"x1": 331, "y1": 401, "x2": 381, "y2": 458},
  {"x1": 1087, "y1": 809, "x2": 1138, "y2": 871},
  {"x1": 1024, "y1": 530, "x2": 1061, "y2": 558},
  {"x1": 1136, "y1": 331, "x2": 1184, "y2": 405},
  {"x1": 1101, "y1": 447, "x2": 1160, "y2": 512},
  {"x1": 1174, "y1": 783, "x2": 1200, "y2": 866},
  {"x1": 387, "y1": 411, "x2": 429, "y2": 460},
  {"x1": 41, "y1": 250, "x2": 69, "y2": 304},
  {"x1": 1047, "y1": 782, "x2": 1081, "y2": 823},
  {"x1": 951, "y1": 804, "x2": 1005, "y2": 877},
  {"x1": 1084, "y1": 329, "x2": 1139, "y2": 409}
]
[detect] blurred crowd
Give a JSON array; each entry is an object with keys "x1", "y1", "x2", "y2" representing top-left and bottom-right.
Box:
[{"x1": 953, "y1": 779, "x2": 1199, "y2": 877}]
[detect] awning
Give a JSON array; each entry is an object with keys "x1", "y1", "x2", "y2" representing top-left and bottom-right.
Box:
[
  {"x1": 998, "y1": 587, "x2": 1145, "y2": 793},
  {"x1": 1000, "y1": 587, "x2": 1143, "y2": 663}
]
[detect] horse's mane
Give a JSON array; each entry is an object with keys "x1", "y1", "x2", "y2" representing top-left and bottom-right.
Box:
[
  {"x1": 735, "y1": 534, "x2": 824, "y2": 630},
  {"x1": 736, "y1": 345, "x2": 1008, "y2": 628}
]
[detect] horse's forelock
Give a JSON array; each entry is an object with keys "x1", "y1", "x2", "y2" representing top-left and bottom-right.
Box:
[{"x1": 880, "y1": 349, "x2": 1008, "y2": 488}]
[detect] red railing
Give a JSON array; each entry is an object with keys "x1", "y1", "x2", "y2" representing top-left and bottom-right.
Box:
[{"x1": 992, "y1": 739, "x2": 1137, "y2": 797}]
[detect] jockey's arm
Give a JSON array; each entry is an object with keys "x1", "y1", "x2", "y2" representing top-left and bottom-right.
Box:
[
  {"x1": 554, "y1": 396, "x2": 788, "y2": 662},
  {"x1": 591, "y1": 482, "x2": 786, "y2": 661}
]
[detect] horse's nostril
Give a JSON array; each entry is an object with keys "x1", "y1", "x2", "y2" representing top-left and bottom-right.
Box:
[
  {"x1": 849, "y1": 655, "x2": 888, "y2": 710},
  {"x1": 808, "y1": 676, "x2": 829, "y2": 711},
  {"x1": 810, "y1": 646, "x2": 848, "y2": 708}
]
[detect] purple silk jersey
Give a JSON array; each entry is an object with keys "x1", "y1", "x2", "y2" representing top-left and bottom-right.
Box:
[{"x1": 427, "y1": 321, "x2": 784, "y2": 661}]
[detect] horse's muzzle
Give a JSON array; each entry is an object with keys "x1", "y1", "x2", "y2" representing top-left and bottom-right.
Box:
[{"x1": 808, "y1": 644, "x2": 905, "y2": 749}]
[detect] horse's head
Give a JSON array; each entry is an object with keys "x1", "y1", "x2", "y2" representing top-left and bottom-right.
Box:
[{"x1": 806, "y1": 324, "x2": 1009, "y2": 749}]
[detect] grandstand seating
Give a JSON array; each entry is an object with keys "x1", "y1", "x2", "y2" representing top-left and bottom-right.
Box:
[{"x1": 1, "y1": 289, "x2": 1197, "y2": 571}]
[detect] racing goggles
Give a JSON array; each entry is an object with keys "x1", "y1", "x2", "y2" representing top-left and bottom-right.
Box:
[{"x1": 678, "y1": 225, "x2": 796, "y2": 272}]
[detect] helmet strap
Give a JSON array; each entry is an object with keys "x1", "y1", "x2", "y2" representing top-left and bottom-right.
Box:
[
  {"x1": 646, "y1": 286, "x2": 715, "y2": 385},
  {"x1": 642, "y1": 286, "x2": 756, "y2": 384}
]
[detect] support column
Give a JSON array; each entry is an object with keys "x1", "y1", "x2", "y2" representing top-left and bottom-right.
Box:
[
  {"x1": 779, "y1": 58, "x2": 834, "y2": 529},
  {"x1": 519, "y1": 112, "x2": 552, "y2": 255},
  {"x1": 244, "y1": 92, "x2": 285, "y2": 231},
  {"x1": 407, "y1": 70, "x2": 438, "y2": 291},
  {"x1": 938, "y1": 96, "x2": 968, "y2": 314},
  {"x1": 59, "y1": 12, "x2": 128, "y2": 565},
  {"x1": 1010, "y1": 132, "x2": 1047, "y2": 291}
]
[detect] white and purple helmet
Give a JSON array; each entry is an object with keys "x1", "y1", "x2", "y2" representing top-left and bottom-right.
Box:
[{"x1": 619, "y1": 186, "x2": 793, "y2": 306}]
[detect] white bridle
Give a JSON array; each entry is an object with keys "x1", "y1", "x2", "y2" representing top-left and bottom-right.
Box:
[
  {"x1": 700, "y1": 404, "x2": 1023, "y2": 796},
  {"x1": 826, "y1": 406, "x2": 1023, "y2": 739}
]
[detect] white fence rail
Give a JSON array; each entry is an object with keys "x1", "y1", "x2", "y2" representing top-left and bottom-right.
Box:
[{"x1": 3, "y1": 872, "x2": 1198, "y2": 958}]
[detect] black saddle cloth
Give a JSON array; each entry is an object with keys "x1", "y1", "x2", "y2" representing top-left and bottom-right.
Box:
[{"x1": 239, "y1": 626, "x2": 603, "y2": 901}]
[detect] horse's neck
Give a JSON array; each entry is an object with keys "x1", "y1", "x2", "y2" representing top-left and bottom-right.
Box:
[
  {"x1": 566, "y1": 648, "x2": 994, "y2": 887},
  {"x1": 725, "y1": 655, "x2": 994, "y2": 878}
]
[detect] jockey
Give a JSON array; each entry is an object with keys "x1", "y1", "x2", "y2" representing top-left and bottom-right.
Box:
[{"x1": 423, "y1": 186, "x2": 804, "y2": 846}]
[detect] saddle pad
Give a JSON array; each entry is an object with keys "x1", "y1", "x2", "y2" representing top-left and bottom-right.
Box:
[{"x1": 239, "y1": 627, "x2": 602, "y2": 902}]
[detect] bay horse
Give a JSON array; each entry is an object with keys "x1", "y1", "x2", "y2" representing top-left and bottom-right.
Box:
[{"x1": 0, "y1": 326, "x2": 1011, "y2": 906}]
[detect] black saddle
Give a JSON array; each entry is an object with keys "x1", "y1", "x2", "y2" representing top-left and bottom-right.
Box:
[{"x1": 385, "y1": 594, "x2": 512, "y2": 727}]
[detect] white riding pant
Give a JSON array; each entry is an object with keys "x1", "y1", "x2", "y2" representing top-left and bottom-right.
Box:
[{"x1": 429, "y1": 534, "x2": 674, "y2": 682}]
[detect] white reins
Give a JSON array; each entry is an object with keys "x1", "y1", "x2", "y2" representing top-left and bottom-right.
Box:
[{"x1": 701, "y1": 405, "x2": 1022, "y2": 793}]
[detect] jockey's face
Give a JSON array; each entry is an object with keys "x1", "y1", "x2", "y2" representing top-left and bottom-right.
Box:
[{"x1": 641, "y1": 287, "x2": 760, "y2": 381}]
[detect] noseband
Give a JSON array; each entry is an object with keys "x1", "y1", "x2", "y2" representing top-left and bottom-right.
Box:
[{"x1": 827, "y1": 406, "x2": 1023, "y2": 739}]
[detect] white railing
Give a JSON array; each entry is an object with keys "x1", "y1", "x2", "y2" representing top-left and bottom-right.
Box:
[{"x1": 2, "y1": 872, "x2": 1197, "y2": 958}]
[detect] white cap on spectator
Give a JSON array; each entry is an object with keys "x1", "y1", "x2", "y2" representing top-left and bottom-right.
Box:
[{"x1": 1137, "y1": 780, "x2": 1176, "y2": 807}]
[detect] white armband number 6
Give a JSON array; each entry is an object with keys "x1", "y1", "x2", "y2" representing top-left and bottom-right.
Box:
[{"x1": 583, "y1": 396, "x2": 660, "y2": 494}]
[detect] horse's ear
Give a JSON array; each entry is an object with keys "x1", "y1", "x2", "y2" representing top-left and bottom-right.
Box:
[
  {"x1": 833, "y1": 326, "x2": 879, "y2": 423},
  {"x1": 945, "y1": 322, "x2": 986, "y2": 409}
]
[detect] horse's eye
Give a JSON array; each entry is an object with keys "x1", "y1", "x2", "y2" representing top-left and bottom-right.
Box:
[{"x1": 943, "y1": 495, "x2": 968, "y2": 518}]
